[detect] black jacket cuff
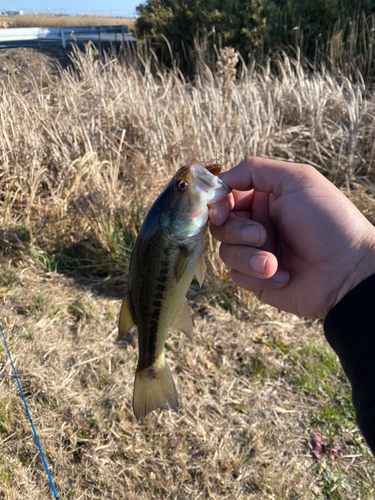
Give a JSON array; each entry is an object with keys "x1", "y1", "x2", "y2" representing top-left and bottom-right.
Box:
[{"x1": 324, "y1": 273, "x2": 375, "y2": 453}]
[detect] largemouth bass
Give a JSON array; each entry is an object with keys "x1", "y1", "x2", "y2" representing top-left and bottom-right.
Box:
[{"x1": 118, "y1": 158, "x2": 231, "y2": 420}]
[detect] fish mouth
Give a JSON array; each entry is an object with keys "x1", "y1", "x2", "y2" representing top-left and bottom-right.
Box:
[{"x1": 186, "y1": 158, "x2": 231, "y2": 204}]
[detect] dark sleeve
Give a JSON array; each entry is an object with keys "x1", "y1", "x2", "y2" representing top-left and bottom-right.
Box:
[{"x1": 324, "y1": 273, "x2": 375, "y2": 454}]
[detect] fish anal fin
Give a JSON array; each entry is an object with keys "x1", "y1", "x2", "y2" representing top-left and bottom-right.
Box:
[
  {"x1": 195, "y1": 251, "x2": 206, "y2": 287},
  {"x1": 118, "y1": 291, "x2": 135, "y2": 339},
  {"x1": 175, "y1": 247, "x2": 192, "y2": 283},
  {"x1": 133, "y1": 355, "x2": 178, "y2": 421},
  {"x1": 171, "y1": 297, "x2": 193, "y2": 340}
]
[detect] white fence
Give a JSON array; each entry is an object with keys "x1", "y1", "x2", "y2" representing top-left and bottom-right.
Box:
[{"x1": 0, "y1": 25, "x2": 137, "y2": 48}]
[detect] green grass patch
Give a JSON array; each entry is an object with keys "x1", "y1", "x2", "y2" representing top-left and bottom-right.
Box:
[
  {"x1": 313, "y1": 459, "x2": 354, "y2": 499},
  {"x1": 31, "y1": 247, "x2": 60, "y2": 272},
  {"x1": 0, "y1": 399, "x2": 13, "y2": 435},
  {"x1": 68, "y1": 301, "x2": 86, "y2": 320},
  {"x1": 23, "y1": 327, "x2": 35, "y2": 341},
  {"x1": 24, "y1": 294, "x2": 45, "y2": 315},
  {"x1": 0, "y1": 463, "x2": 12, "y2": 484},
  {"x1": 288, "y1": 342, "x2": 343, "y2": 398},
  {"x1": 283, "y1": 342, "x2": 356, "y2": 435}
]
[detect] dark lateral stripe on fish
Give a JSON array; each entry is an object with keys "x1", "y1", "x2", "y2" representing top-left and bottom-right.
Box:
[
  {"x1": 139, "y1": 317, "x2": 159, "y2": 369},
  {"x1": 138, "y1": 267, "x2": 170, "y2": 369},
  {"x1": 145, "y1": 247, "x2": 175, "y2": 362}
]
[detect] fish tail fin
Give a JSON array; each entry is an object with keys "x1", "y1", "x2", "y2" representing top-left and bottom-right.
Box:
[{"x1": 133, "y1": 355, "x2": 178, "y2": 421}]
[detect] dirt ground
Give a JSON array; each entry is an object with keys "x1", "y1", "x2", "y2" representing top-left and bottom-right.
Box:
[{"x1": 0, "y1": 47, "x2": 71, "y2": 83}]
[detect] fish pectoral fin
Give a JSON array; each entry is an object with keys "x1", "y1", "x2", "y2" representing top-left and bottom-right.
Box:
[
  {"x1": 133, "y1": 355, "x2": 178, "y2": 421},
  {"x1": 118, "y1": 291, "x2": 135, "y2": 339},
  {"x1": 174, "y1": 247, "x2": 192, "y2": 283},
  {"x1": 171, "y1": 297, "x2": 193, "y2": 340},
  {"x1": 195, "y1": 251, "x2": 206, "y2": 288}
]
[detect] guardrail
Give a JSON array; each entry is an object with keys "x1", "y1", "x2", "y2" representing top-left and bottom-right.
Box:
[{"x1": 0, "y1": 25, "x2": 137, "y2": 48}]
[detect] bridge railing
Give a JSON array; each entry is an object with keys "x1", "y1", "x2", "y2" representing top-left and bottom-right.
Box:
[{"x1": 0, "y1": 25, "x2": 137, "y2": 48}]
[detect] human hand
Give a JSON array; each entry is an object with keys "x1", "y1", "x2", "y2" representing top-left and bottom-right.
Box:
[{"x1": 209, "y1": 157, "x2": 375, "y2": 319}]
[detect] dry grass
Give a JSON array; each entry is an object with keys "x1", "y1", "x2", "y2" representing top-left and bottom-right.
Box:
[
  {"x1": 1, "y1": 261, "x2": 374, "y2": 499},
  {"x1": 0, "y1": 44, "x2": 375, "y2": 498},
  {"x1": 2, "y1": 14, "x2": 135, "y2": 30},
  {"x1": 1, "y1": 45, "x2": 375, "y2": 242}
]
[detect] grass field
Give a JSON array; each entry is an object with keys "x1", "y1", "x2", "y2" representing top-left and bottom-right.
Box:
[{"x1": 0, "y1": 44, "x2": 375, "y2": 498}]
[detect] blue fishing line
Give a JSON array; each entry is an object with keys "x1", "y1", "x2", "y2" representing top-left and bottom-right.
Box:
[{"x1": 0, "y1": 324, "x2": 59, "y2": 499}]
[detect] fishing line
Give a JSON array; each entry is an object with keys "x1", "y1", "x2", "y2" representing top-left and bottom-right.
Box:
[{"x1": 0, "y1": 324, "x2": 59, "y2": 499}]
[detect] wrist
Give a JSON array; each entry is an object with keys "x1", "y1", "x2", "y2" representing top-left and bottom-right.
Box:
[{"x1": 334, "y1": 233, "x2": 375, "y2": 308}]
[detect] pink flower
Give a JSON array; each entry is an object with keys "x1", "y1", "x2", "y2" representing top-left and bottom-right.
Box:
[{"x1": 308, "y1": 435, "x2": 341, "y2": 460}]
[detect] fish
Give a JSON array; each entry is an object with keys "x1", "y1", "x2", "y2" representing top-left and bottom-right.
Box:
[{"x1": 118, "y1": 158, "x2": 231, "y2": 420}]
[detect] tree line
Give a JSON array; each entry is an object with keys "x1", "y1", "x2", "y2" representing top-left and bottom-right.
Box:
[{"x1": 134, "y1": 0, "x2": 375, "y2": 77}]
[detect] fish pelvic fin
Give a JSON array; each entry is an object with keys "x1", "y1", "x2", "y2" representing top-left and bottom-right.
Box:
[
  {"x1": 118, "y1": 291, "x2": 135, "y2": 339},
  {"x1": 195, "y1": 250, "x2": 206, "y2": 287},
  {"x1": 133, "y1": 355, "x2": 178, "y2": 421},
  {"x1": 172, "y1": 297, "x2": 193, "y2": 340}
]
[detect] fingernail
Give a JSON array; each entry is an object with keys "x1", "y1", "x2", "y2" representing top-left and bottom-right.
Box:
[
  {"x1": 272, "y1": 269, "x2": 289, "y2": 284},
  {"x1": 250, "y1": 255, "x2": 268, "y2": 275},
  {"x1": 242, "y1": 225, "x2": 260, "y2": 245}
]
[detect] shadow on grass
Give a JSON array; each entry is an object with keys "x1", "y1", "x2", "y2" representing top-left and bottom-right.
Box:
[
  {"x1": 56, "y1": 238, "x2": 130, "y2": 300},
  {"x1": 0, "y1": 216, "x2": 241, "y2": 311},
  {"x1": 0, "y1": 226, "x2": 129, "y2": 300}
]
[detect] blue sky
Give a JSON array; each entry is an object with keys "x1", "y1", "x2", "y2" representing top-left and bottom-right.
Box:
[{"x1": 1, "y1": 1, "x2": 140, "y2": 17}]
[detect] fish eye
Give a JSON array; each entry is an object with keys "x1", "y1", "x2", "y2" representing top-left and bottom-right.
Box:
[{"x1": 175, "y1": 179, "x2": 188, "y2": 192}]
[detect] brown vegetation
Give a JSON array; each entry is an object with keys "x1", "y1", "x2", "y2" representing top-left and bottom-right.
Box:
[
  {"x1": 1, "y1": 13, "x2": 135, "y2": 30},
  {"x1": 0, "y1": 44, "x2": 374, "y2": 498}
]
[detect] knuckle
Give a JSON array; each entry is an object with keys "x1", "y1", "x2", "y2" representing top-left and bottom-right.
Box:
[
  {"x1": 220, "y1": 242, "x2": 243, "y2": 271},
  {"x1": 244, "y1": 156, "x2": 255, "y2": 167},
  {"x1": 232, "y1": 246, "x2": 244, "y2": 271},
  {"x1": 223, "y1": 215, "x2": 237, "y2": 241}
]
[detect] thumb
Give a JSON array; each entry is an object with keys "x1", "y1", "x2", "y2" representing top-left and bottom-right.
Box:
[{"x1": 220, "y1": 157, "x2": 314, "y2": 196}]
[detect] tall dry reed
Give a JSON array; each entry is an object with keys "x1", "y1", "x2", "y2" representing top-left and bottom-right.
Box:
[{"x1": 0, "y1": 44, "x2": 374, "y2": 263}]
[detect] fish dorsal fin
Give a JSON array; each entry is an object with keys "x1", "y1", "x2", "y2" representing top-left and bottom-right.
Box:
[
  {"x1": 118, "y1": 291, "x2": 135, "y2": 339},
  {"x1": 171, "y1": 298, "x2": 193, "y2": 340},
  {"x1": 174, "y1": 248, "x2": 192, "y2": 284},
  {"x1": 195, "y1": 251, "x2": 206, "y2": 288}
]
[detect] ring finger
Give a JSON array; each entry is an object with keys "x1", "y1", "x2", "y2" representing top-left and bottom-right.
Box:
[{"x1": 219, "y1": 243, "x2": 279, "y2": 279}]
